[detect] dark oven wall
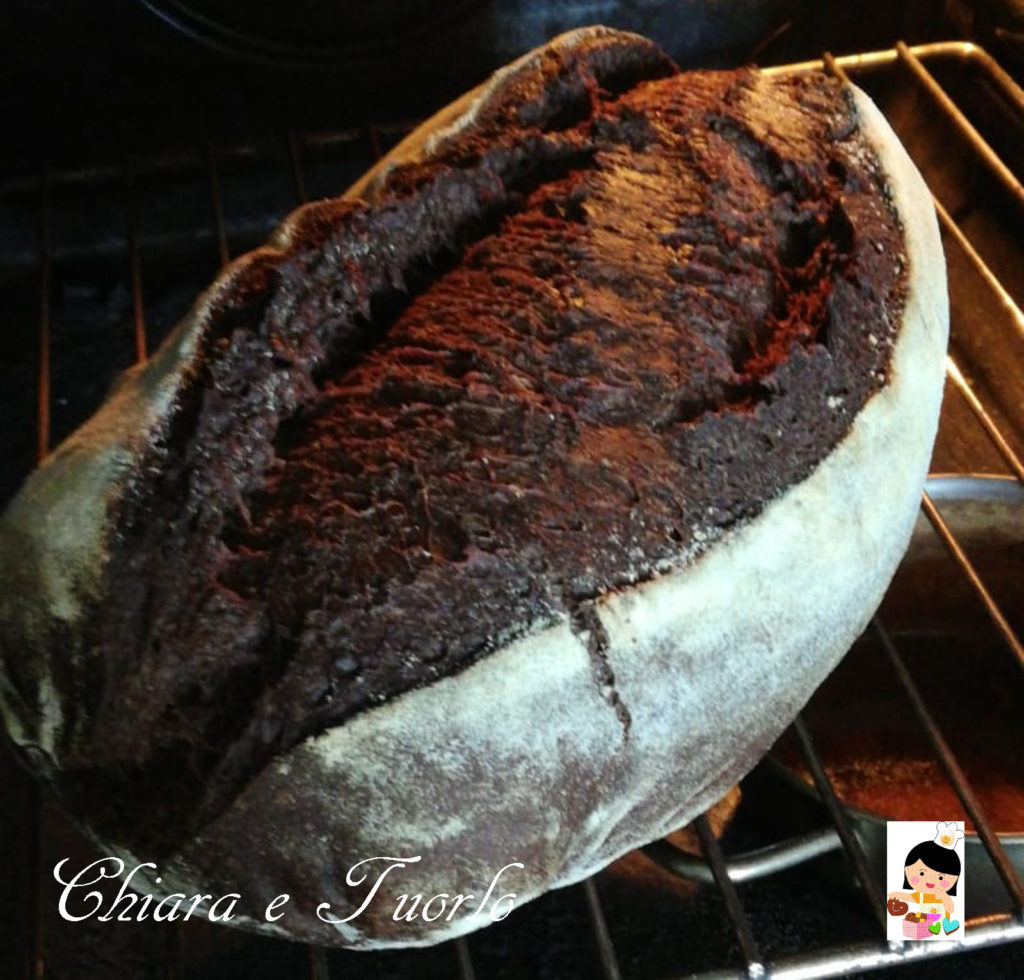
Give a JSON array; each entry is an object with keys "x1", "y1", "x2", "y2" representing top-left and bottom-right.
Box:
[{"x1": 0, "y1": 0, "x2": 1004, "y2": 175}]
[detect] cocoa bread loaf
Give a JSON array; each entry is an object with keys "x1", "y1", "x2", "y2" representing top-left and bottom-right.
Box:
[{"x1": 0, "y1": 27, "x2": 947, "y2": 948}]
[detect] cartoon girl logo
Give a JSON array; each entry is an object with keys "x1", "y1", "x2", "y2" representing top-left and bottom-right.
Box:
[{"x1": 886, "y1": 821, "x2": 964, "y2": 939}]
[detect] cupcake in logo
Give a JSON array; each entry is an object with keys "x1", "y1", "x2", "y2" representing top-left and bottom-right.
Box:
[{"x1": 886, "y1": 821, "x2": 964, "y2": 940}]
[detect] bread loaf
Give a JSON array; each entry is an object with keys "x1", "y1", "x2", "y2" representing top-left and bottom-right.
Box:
[{"x1": 0, "y1": 27, "x2": 947, "y2": 948}]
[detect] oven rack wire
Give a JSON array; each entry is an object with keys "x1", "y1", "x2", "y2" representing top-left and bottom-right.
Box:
[{"x1": 4, "y1": 40, "x2": 1024, "y2": 980}]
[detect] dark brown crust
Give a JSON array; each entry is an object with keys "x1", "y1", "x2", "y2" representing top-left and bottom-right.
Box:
[{"x1": 4, "y1": 36, "x2": 906, "y2": 861}]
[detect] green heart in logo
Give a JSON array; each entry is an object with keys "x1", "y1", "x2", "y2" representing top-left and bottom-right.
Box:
[{"x1": 928, "y1": 921, "x2": 941, "y2": 935}]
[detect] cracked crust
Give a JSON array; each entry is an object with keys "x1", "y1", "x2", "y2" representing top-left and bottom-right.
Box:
[{"x1": 0, "y1": 28, "x2": 947, "y2": 949}]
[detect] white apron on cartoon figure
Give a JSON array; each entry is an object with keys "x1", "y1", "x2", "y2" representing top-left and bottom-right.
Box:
[{"x1": 886, "y1": 821, "x2": 964, "y2": 938}]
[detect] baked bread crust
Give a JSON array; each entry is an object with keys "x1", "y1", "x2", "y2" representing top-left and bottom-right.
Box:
[{"x1": 0, "y1": 27, "x2": 947, "y2": 948}]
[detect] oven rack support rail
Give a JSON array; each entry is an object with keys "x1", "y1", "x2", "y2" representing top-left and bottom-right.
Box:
[{"x1": 9, "y1": 39, "x2": 1024, "y2": 980}]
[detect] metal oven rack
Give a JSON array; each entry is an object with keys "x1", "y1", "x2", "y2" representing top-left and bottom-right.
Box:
[{"x1": 1, "y1": 41, "x2": 1023, "y2": 980}]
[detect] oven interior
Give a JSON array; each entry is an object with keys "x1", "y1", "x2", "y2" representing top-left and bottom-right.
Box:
[{"x1": 1, "y1": 2, "x2": 1023, "y2": 977}]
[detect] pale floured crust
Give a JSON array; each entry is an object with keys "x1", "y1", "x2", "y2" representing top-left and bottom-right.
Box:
[{"x1": 0, "y1": 29, "x2": 947, "y2": 950}]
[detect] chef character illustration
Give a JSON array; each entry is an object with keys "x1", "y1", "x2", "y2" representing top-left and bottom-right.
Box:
[{"x1": 887, "y1": 821, "x2": 963, "y2": 933}]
